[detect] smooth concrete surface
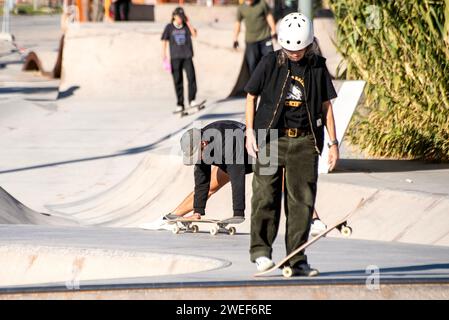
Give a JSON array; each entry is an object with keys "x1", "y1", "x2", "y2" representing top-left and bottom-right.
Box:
[
  {"x1": 0, "y1": 225, "x2": 449, "y2": 298},
  {"x1": 0, "y1": 245, "x2": 226, "y2": 287},
  {"x1": 3, "y1": 284, "x2": 449, "y2": 300}
]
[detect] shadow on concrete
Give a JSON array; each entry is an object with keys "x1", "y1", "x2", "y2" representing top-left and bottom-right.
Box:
[
  {"x1": 57, "y1": 86, "x2": 80, "y2": 99},
  {"x1": 0, "y1": 86, "x2": 59, "y2": 95},
  {"x1": 335, "y1": 159, "x2": 449, "y2": 174},
  {"x1": 0, "y1": 60, "x2": 23, "y2": 68},
  {"x1": 319, "y1": 263, "x2": 449, "y2": 278},
  {"x1": 197, "y1": 112, "x2": 244, "y2": 121},
  {"x1": 0, "y1": 123, "x2": 191, "y2": 175}
]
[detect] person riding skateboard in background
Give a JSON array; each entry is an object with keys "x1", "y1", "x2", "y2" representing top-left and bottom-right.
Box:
[
  {"x1": 162, "y1": 7, "x2": 201, "y2": 114},
  {"x1": 245, "y1": 13, "x2": 339, "y2": 276},
  {"x1": 233, "y1": 0, "x2": 277, "y2": 75}
]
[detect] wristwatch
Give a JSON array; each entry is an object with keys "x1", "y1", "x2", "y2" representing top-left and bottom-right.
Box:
[{"x1": 327, "y1": 139, "x2": 339, "y2": 148}]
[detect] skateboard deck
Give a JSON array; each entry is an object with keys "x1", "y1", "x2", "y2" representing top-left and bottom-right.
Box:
[
  {"x1": 177, "y1": 100, "x2": 207, "y2": 117},
  {"x1": 254, "y1": 198, "x2": 366, "y2": 278},
  {"x1": 167, "y1": 216, "x2": 243, "y2": 235}
]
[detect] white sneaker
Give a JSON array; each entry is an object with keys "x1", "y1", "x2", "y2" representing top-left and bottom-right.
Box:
[
  {"x1": 309, "y1": 218, "x2": 327, "y2": 237},
  {"x1": 255, "y1": 256, "x2": 275, "y2": 272},
  {"x1": 140, "y1": 216, "x2": 173, "y2": 231},
  {"x1": 189, "y1": 100, "x2": 199, "y2": 108},
  {"x1": 174, "y1": 106, "x2": 184, "y2": 113}
]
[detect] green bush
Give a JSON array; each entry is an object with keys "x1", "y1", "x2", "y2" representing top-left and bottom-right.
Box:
[{"x1": 330, "y1": 0, "x2": 449, "y2": 160}]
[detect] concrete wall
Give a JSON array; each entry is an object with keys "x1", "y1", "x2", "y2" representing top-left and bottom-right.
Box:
[{"x1": 154, "y1": 4, "x2": 239, "y2": 24}]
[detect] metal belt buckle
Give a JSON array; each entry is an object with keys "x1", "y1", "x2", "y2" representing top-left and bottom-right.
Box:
[{"x1": 287, "y1": 128, "x2": 298, "y2": 137}]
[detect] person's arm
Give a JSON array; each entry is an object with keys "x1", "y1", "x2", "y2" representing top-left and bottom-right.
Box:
[
  {"x1": 162, "y1": 40, "x2": 168, "y2": 60},
  {"x1": 323, "y1": 100, "x2": 339, "y2": 171},
  {"x1": 245, "y1": 93, "x2": 259, "y2": 158},
  {"x1": 233, "y1": 21, "x2": 241, "y2": 49},
  {"x1": 193, "y1": 164, "x2": 211, "y2": 215},
  {"x1": 185, "y1": 16, "x2": 197, "y2": 38},
  {"x1": 266, "y1": 13, "x2": 277, "y2": 39},
  {"x1": 161, "y1": 25, "x2": 170, "y2": 60},
  {"x1": 226, "y1": 165, "x2": 246, "y2": 216}
]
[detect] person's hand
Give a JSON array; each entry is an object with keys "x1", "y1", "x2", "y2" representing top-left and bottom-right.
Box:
[
  {"x1": 328, "y1": 145, "x2": 339, "y2": 172},
  {"x1": 162, "y1": 53, "x2": 167, "y2": 61},
  {"x1": 246, "y1": 130, "x2": 259, "y2": 159},
  {"x1": 233, "y1": 41, "x2": 239, "y2": 50}
]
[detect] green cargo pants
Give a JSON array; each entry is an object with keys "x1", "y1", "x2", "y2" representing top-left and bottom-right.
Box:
[{"x1": 250, "y1": 134, "x2": 318, "y2": 267}]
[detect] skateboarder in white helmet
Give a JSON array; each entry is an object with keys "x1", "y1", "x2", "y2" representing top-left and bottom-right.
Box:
[{"x1": 245, "y1": 12, "x2": 339, "y2": 276}]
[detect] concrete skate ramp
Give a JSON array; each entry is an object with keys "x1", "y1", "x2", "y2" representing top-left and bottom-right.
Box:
[
  {"x1": 314, "y1": 12, "x2": 346, "y2": 77},
  {"x1": 0, "y1": 245, "x2": 225, "y2": 287},
  {"x1": 59, "y1": 23, "x2": 245, "y2": 100},
  {"x1": 228, "y1": 58, "x2": 249, "y2": 98},
  {"x1": 0, "y1": 187, "x2": 77, "y2": 226},
  {"x1": 46, "y1": 151, "x2": 249, "y2": 229},
  {"x1": 23, "y1": 35, "x2": 64, "y2": 78},
  {"x1": 44, "y1": 150, "x2": 449, "y2": 246}
]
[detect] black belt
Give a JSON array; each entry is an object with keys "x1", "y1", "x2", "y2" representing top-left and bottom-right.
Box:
[{"x1": 281, "y1": 128, "x2": 311, "y2": 138}]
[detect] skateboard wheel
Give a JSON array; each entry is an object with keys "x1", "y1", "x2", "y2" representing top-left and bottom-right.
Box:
[
  {"x1": 228, "y1": 227, "x2": 236, "y2": 235},
  {"x1": 341, "y1": 226, "x2": 352, "y2": 237},
  {"x1": 172, "y1": 225, "x2": 181, "y2": 234},
  {"x1": 210, "y1": 226, "x2": 219, "y2": 236},
  {"x1": 336, "y1": 222, "x2": 345, "y2": 232},
  {"x1": 191, "y1": 225, "x2": 199, "y2": 233},
  {"x1": 282, "y1": 267, "x2": 293, "y2": 278}
]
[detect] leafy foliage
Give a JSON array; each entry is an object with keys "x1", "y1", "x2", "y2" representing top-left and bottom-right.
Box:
[{"x1": 330, "y1": 0, "x2": 449, "y2": 160}]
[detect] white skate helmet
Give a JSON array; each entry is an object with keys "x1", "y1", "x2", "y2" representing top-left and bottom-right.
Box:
[{"x1": 278, "y1": 12, "x2": 314, "y2": 51}]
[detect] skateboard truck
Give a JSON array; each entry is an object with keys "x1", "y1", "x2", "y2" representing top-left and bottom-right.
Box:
[
  {"x1": 210, "y1": 223, "x2": 236, "y2": 236},
  {"x1": 336, "y1": 221, "x2": 353, "y2": 237},
  {"x1": 172, "y1": 221, "x2": 199, "y2": 234}
]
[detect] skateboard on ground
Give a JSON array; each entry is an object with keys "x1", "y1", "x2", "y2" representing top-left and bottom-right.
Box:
[
  {"x1": 167, "y1": 216, "x2": 243, "y2": 235},
  {"x1": 173, "y1": 100, "x2": 207, "y2": 118},
  {"x1": 254, "y1": 198, "x2": 366, "y2": 278}
]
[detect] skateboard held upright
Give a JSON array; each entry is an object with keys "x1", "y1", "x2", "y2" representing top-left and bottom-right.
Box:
[{"x1": 254, "y1": 198, "x2": 366, "y2": 278}]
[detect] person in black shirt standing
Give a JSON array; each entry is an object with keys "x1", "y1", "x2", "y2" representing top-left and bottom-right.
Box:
[
  {"x1": 161, "y1": 7, "x2": 201, "y2": 114},
  {"x1": 245, "y1": 13, "x2": 339, "y2": 275}
]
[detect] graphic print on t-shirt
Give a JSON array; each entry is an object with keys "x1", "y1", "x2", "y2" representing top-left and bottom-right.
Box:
[
  {"x1": 173, "y1": 29, "x2": 187, "y2": 46},
  {"x1": 280, "y1": 72, "x2": 310, "y2": 129},
  {"x1": 285, "y1": 76, "x2": 305, "y2": 107}
]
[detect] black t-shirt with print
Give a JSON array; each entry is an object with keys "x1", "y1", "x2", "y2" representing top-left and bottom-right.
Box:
[
  {"x1": 278, "y1": 59, "x2": 309, "y2": 129},
  {"x1": 278, "y1": 58, "x2": 336, "y2": 129},
  {"x1": 161, "y1": 23, "x2": 194, "y2": 60}
]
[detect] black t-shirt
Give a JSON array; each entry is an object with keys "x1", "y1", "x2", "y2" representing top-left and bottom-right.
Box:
[
  {"x1": 279, "y1": 59, "x2": 309, "y2": 129},
  {"x1": 161, "y1": 23, "x2": 193, "y2": 60},
  {"x1": 278, "y1": 58, "x2": 337, "y2": 129}
]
